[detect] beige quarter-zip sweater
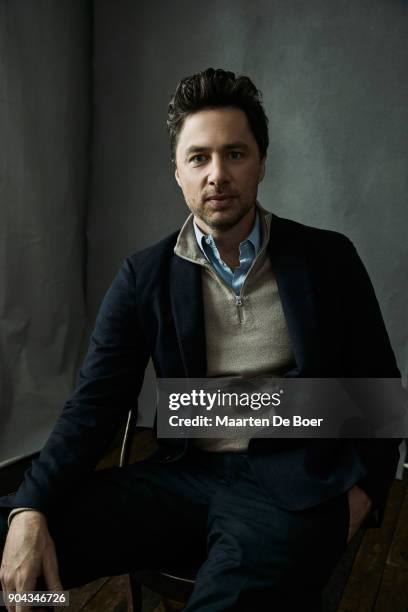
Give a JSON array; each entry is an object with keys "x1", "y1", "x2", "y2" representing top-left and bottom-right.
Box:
[{"x1": 174, "y1": 205, "x2": 295, "y2": 451}]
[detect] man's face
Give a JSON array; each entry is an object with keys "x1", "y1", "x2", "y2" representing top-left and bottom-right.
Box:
[{"x1": 174, "y1": 107, "x2": 266, "y2": 232}]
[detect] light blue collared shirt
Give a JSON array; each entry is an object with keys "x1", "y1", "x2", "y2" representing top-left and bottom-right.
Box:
[{"x1": 193, "y1": 210, "x2": 261, "y2": 296}]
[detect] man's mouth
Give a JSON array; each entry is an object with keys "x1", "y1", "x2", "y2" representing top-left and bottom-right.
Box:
[
  {"x1": 205, "y1": 194, "x2": 235, "y2": 201},
  {"x1": 204, "y1": 194, "x2": 236, "y2": 207}
]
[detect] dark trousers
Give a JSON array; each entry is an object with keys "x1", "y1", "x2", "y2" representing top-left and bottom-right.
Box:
[{"x1": 1, "y1": 451, "x2": 350, "y2": 611}]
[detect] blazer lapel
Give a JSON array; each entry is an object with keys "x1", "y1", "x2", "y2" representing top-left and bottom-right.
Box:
[
  {"x1": 169, "y1": 255, "x2": 207, "y2": 378},
  {"x1": 269, "y1": 215, "x2": 322, "y2": 374}
]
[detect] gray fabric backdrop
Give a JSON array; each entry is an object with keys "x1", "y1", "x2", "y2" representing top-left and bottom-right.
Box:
[
  {"x1": 0, "y1": 1, "x2": 90, "y2": 464},
  {"x1": 0, "y1": 0, "x2": 406, "y2": 462}
]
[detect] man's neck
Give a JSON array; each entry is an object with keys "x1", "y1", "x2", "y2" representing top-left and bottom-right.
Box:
[{"x1": 194, "y1": 206, "x2": 256, "y2": 269}]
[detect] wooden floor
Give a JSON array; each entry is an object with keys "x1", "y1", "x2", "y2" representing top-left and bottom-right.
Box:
[
  {"x1": 66, "y1": 431, "x2": 408, "y2": 611},
  {"x1": 337, "y1": 477, "x2": 408, "y2": 611},
  {"x1": 68, "y1": 575, "x2": 162, "y2": 612}
]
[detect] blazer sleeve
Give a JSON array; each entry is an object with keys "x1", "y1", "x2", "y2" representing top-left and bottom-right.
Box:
[
  {"x1": 0, "y1": 257, "x2": 150, "y2": 516},
  {"x1": 341, "y1": 238, "x2": 402, "y2": 525}
]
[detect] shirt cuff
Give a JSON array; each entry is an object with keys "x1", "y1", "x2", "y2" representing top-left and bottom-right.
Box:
[{"x1": 7, "y1": 507, "x2": 35, "y2": 527}]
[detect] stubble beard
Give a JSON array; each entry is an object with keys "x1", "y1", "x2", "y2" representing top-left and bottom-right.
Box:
[{"x1": 193, "y1": 198, "x2": 255, "y2": 231}]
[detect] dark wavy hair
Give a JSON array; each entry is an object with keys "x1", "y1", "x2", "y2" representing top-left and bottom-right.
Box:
[{"x1": 167, "y1": 68, "x2": 269, "y2": 162}]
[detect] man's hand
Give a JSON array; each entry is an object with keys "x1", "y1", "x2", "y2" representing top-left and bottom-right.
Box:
[
  {"x1": 0, "y1": 510, "x2": 62, "y2": 612},
  {"x1": 346, "y1": 485, "x2": 372, "y2": 543}
]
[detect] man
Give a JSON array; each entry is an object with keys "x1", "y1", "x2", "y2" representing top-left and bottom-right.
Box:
[{"x1": 0, "y1": 68, "x2": 401, "y2": 611}]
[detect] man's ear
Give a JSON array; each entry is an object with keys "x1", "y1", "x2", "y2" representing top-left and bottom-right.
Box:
[
  {"x1": 175, "y1": 166, "x2": 182, "y2": 188},
  {"x1": 258, "y1": 155, "x2": 266, "y2": 183}
]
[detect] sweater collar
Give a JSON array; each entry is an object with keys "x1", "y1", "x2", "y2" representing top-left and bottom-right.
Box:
[{"x1": 174, "y1": 203, "x2": 272, "y2": 264}]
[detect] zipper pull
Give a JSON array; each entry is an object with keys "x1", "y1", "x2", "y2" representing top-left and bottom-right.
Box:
[{"x1": 235, "y1": 295, "x2": 244, "y2": 322}]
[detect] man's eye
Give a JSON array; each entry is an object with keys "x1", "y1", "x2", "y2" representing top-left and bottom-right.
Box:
[
  {"x1": 229, "y1": 151, "x2": 243, "y2": 160},
  {"x1": 190, "y1": 155, "x2": 207, "y2": 163}
]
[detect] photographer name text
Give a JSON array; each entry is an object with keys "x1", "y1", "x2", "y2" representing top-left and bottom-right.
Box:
[{"x1": 168, "y1": 415, "x2": 324, "y2": 428}]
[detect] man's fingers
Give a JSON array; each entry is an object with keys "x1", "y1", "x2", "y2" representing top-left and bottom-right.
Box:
[
  {"x1": 1, "y1": 584, "x2": 13, "y2": 612},
  {"x1": 1, "y1": 569, "x2": 17, "y2": 612},
  {"x1": 2, "y1": 578, "x2": 43, "y2": 612},
  {"x1": 346, "y1": 485, "x2": 373, "y2": 543},
  {"x1": 42, "y1": 543, "x2": 62, "y2": 591},
  {"x1": 13, "y1": 574, "x2": 37, "y2": 612}
]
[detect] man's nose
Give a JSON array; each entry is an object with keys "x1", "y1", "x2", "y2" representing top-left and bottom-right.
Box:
[{"x1": 208, "y1": 157, "x2": 230, "y2": 186}]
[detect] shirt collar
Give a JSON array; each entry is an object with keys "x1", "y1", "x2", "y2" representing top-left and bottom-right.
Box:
[{"x1": 193, "y1": 207, "x2": 261, "y2": 260}]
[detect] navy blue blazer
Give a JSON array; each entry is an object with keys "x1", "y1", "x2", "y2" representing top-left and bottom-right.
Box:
[{"x1": 0, "y1": 214, "x2": 401, "y2": 525}]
